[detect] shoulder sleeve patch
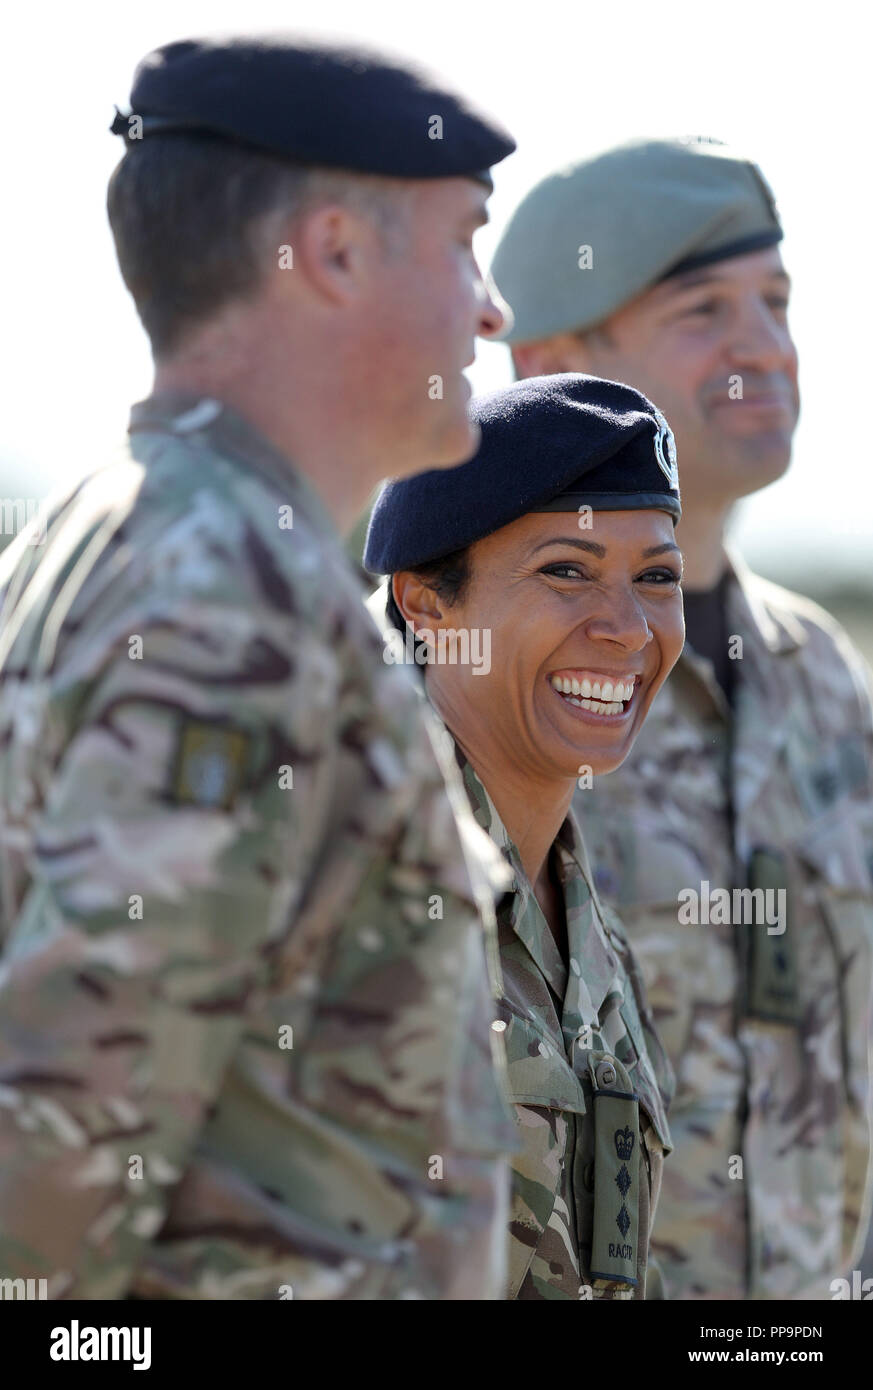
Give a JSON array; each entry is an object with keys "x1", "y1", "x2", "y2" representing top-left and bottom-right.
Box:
[{"x1": 170, "y1": 718, "x2": 252, "y2": 810}]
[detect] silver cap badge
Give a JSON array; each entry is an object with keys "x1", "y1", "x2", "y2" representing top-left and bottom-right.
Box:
[{"x1": 652, "y1": 408, "x2": 679, "y2": 491}]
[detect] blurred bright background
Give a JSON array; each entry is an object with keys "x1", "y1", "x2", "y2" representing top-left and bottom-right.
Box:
[{"x1": 2, "y1": 1, "x2": 870, "y2": 656}]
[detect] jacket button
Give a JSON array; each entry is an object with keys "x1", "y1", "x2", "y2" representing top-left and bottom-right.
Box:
[
  {"x1": 582, "y1": 1161, "x2": 595, "y2": 1192},
  {"x1": 595, "y1": 1059, "x2": 617, "y2": 1087}
]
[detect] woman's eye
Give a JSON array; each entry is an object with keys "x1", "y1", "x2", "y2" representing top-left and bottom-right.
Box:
[
  {"x1": 540, "y1": 563, "x2": 586, "y2": 580},
  {"x1": 683, "y1": 299, "x2": 719, "y2": 317},
  {"x1": 541, "y1": 564, "x2": 682, "y2": 584},
  {"x1": 638, "y1": 568, "x2": 682, "y2": 585}
]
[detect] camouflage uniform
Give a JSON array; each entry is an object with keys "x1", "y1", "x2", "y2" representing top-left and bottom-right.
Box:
[
  {"x1": 0, "y1": 393, "x2": 518, "y2": 1300},
  {"x1": 456, "y1": 750, "x2": 673, "y2": 1299},
  {"x1": 574, "y1": 554, "x2": 873, "y2": 1299}
]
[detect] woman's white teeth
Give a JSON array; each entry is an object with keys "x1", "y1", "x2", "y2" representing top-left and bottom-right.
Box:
[
  {"x1": 571, "y1": 696, "x2": 624, "y2": 715},
  {"x1": 550, "y1": 674, "x2": 634, "y2": 704},
  {"x1": 550, "y1": 673, "x2": 635, "y2": 716}
]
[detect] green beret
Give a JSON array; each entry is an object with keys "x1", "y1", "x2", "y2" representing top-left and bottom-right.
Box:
[{"x1": 491, "y1": 136, "x2": 782, "y2": 344}]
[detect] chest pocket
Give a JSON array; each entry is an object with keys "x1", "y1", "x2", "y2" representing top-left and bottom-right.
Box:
[
  {"x1": 794, "y1": 800, "x2": 873, "y2": 1113},
  {"x1": 501, "y1": 1010, "x2": 587, "y2": 1297},
  {"x1": 501, "y1": 998, "x2": 668, "y2": 1299}
]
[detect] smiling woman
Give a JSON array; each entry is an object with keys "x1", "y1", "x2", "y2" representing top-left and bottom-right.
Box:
[
  {"x1": 365, "y1": 373, "x2": 685, "y2": 1299},
  {"x1": 406, "y1": 512, "x2": 684, "y2": 784}
]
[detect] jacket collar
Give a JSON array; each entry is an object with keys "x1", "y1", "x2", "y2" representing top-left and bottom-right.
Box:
[
  {"x1": 723, "y1": 547, "x2": 807, "y2": 657},
  {"x1": 455, "y1": 747, "x2": 603, "y2": 1004},
  {"x1": 128, "y1": 392, "x2": 339, "y2": 545},
  {"x1": 455, "y1": 745, "x2": 587, "y2": 882},
  {"x1": 675, "y1": 548, "x2": 806, "y2": 720},
  {"x1": 681, "y1": 548, "x2": 807, "y2": 821}
]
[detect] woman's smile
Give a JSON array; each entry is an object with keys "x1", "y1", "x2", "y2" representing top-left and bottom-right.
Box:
[{"x1": 548, "y1": 668, "x2": 641, "y2": 718}]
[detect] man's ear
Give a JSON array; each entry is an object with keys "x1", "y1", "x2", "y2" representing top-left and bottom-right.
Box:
[
  {"x1": 289, "y1": 202, "x2": 379, "y2": 308},
  {"x1": 392, "y1": 572, "x2": 446, "y2": 633},
  {"x1": 512, "y1": 332, "x2": 595, "y2": 379}
]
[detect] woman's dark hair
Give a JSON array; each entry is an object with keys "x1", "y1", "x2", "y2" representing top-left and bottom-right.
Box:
[{"x1": 384, "y1": 546, "x2": 472, "y2": 666}]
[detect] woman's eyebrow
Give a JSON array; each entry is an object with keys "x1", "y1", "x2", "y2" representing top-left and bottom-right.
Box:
[
  {"x1": 531, "y1": 537, "x2": 606, "y2": 557},
  {"x1": 530, "y1": 538, "x2": 682, "y2": 559},
  {"x1": 642, "y1": 543, "x2": 682, "y2": 557}
]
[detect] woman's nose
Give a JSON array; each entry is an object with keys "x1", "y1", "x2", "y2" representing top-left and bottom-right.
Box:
[{"x1": 582, "y1": 592, "x2": 653, "y2": 651}]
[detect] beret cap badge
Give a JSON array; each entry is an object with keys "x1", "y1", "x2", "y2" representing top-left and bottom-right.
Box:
[{"x1": 652, "y1": 409, "x2": 680, "y2": 492}]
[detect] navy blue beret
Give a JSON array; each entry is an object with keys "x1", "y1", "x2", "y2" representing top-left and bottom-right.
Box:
[
  {"x1": 364, "y1": 373, "x2": 681, "y2": 574},
  {"x1": 110, "y1": 33, "x2": 515, "y2": 182}
]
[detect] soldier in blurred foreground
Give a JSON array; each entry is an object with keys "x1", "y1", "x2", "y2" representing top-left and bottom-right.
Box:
[
  {"x1": 0, "y1": 33, "x2": 520, "y2": 1299},
  {"x1": 491, "y1": 137, "x2": 873, "y2": 1298}
]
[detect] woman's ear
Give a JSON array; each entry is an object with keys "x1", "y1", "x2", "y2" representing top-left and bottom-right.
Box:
[{"x1": 392, "y1": 572, "x2": 445, "y2": 634}]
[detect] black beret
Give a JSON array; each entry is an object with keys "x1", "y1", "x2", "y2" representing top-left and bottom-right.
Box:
[
  {"x1": 364, "y1": 373, "x2": 681, "y2": 574},
  {"x1": 110, "y1": 33, "x2": 515, "y2": 182}
]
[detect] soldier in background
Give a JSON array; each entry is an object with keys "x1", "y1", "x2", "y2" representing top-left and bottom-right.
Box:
[
  {"x1": 0, "y1": 34, "x2": 519, "y2": 1299},
  {"x1": 491, "y1": 137, "x2": 873, "y2": 1298}
]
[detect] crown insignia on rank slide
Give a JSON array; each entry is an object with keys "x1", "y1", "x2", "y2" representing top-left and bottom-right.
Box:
[{"x1": 614, "y1": 1126, "x2": 635, "y2": 1162}]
